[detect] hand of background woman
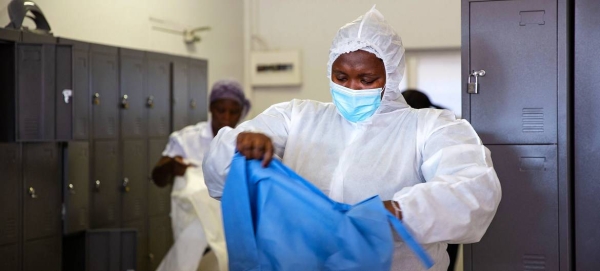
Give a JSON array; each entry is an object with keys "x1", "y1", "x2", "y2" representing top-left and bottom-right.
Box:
[{"x1": 236, "y1": 132, "x2": 274, "y2": 167}]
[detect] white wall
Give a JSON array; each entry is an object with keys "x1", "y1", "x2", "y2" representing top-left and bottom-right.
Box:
[
  {"x1": 0, "y1": 0, "x2": 245, "y2": 88},
  {"x1": 246, "y1": 0, "x2": 461, "y2": 117}
]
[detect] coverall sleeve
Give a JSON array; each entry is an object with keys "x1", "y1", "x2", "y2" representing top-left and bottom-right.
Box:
[
  {"x1": 392, "y1": 110, "x2": 502, "y2": 244},
  {"x1": 202, "y1": 101, "x2": 293, "y2": 199}
]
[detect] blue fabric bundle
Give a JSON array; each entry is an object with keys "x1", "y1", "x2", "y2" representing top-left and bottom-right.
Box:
[{"x1": 222, "y1": 153, "x2": 433, "y2": 270}]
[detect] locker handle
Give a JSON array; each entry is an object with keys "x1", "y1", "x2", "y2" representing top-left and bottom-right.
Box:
[
  {"x1": 467, "y1": 70, "x2": 486, "y2": 94},
  {"x1": 190, "y1": 99, "x2": 197, "y2": 109},
  {"x1": 122, "y1": 177, "x2": 130, "y2": 192},
  {"x1": 95, "y1": 180, "x2": 101, "y2": 191},
  {"x1": 68, "y1": 183, "x2": 75, "y2": 194},
  {"x1": 121, "y1": 95, "x2": 129, "y2": 109},
  {"x1": 28, "y1": 187, "x2": 38, "y2": 199},
  {"x1": 93, "y1": 93, "x2": 101, "y2": 105},
  {"x1": 148, "y1": 253, "x2": 155, "y2": 261},
  {"x1": 147, "y1": 96, "x2": 155, "y2": 108}
]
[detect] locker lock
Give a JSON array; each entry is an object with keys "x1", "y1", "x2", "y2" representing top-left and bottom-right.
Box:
[
  {"x1": 121, "y1": 95, "x2": 130, "y2": 109},
  {"x1": 28, "y1": 187, "x2": 38, "y2": 199},
  {"x1": 190, "y1": 99, "x2": 197, "y2": 109},
  {"x1": 93, "y1": 93, "x2": 101, "y2": 105},
  {"x1": 68, "y1": 183, "x2": 76, "y2": 194},
  {"x1": 62, "y1": 89, "x2": 73, "y2": 104},
  {"x1": 95, "y1": 180, "x2": 101, "y2": 191},
  {"x1": 467, "y1": 70, "x2": 486, "y2": 94},
  {"x1": 147, "y1": 96, "x2": 155, "y2": 108},
  {"x1": 122, "y1": 177, "x2": 130, "y2": 192}
]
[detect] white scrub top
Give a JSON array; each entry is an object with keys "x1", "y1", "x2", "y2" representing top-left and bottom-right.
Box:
[
  {"x1": 203, "y1": 99, "x2": 502, "y2": 271},
  {"x1": 158, "y1": 121, "x2": 228, "y2": 271}
]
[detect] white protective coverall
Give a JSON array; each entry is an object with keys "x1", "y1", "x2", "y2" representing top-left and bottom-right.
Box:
[
  {"x1": 202, "y1": 6, "x2": 501, "y2": 271},
  {"x1": 157, "y1": 121, "x2": 228, "y2": 271}
]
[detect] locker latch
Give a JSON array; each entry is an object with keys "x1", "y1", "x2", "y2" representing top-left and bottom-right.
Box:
[
  {"x1": 122, "y1": 177, "x2": 130, "y2": 192},
  {"x1": 28, "y1": 187, "x2": 38, "y2": 199},
  {"x1": 147, "y1": 96, "x2": 155, "y2": 108},
  {"x1": 93, "y1": 93, "x2": 101, "y2": 105},
  {"x1": 467, "y1": 70, "x2": 486, "y2": 94},
  {"x1": 190, "y1": 99, "x2": 197, "y2": 109},
  {"x1": 121, "y1": 95, "x2": 130, "y2": 109},
  {"x1": 62, "y1": 89, "x2": 72, "y2": 104},
  {"x1": 95, "y1": 180, "x2": 101, "y2": 191},
  {"x1": 68, "y1": 183, "x2": 75, "y2": 194}
]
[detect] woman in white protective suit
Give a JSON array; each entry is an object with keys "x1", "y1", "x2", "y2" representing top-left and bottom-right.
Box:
[
  {"x1": 152, "y1": 79, "x2": 250, "y2": 271},
  {"x1": 202, "y1": 6, "x2": 501, "y2": 271}
]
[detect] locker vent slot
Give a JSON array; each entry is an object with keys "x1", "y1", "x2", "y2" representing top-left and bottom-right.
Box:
[
  {"x1": 79, "y1": 208, "x2": 87, "y2": 226},
  {"x1": 520, "y1": 10, "x2": 545, "y2": 26},
  {"x1": 523, "y1": 254, "x2": 546, "y2": 270},
  {"x1": 23, "y1": 118, "x2": 40, "y2": 137},
  {"x1": 2, "y1": 219, "x2": 17, "y2": 239},
  {"x1": 107, "y1": 117, "x2": 117, "y2": 136},
  {"x1": 522, "y1": 108, "x2": 544, "y2": 133},
  {"x1": 135, "y1": 117, "x2": 143, "y2": 135}
]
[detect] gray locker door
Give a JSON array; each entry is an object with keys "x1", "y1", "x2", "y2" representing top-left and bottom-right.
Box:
[
  {"x1": 91, "y1": 140, "x2": 120, "y2": 228},
  {"x1": 123, "y1": 219, "x2": 146, "y2": 271},
  {"x1": 471, "y1": 145, "x2": 558, "y2": 271},
  {"x1": 120, "y1": 49, "x2": 147, "y2": 139},
  {"x1": 120, "y1": 229, "x2": 138, "y2": 271},
  {"x1": 574, "y1": 0, "x2": 600, "y2": 269},
  {"x1": 172, "y1": 58, "x2": 189, "y2": 131},
  {"x1": 147, "y1": 54, "x2": 171, "y2": 137},
  {"x1": 23, "y1": 236, "x2": 61, "y2": 271},
  {"x1": 467, "y1": 0, "x2": 557, "y2": 144},
  {"x1": 148, "y1": 215, "x2": 173, "y2": 271},
  {"x1": 188, "y1": 59, "x2": 208, "y2": 124},
  {"x1": 0, "y1": 243, "x2": 19, "y2": 271},
  {"x1": 91, "y1": 45, "x2": 119, "y2": 139},
  {"x1": 55, "y1": 45, "x2": 73, "y2": 141},
  {"x1": 121, "y1": 140, "x2": 148, "y2": 222},
  {"x1": 64, "y1": 142, "x2": 90, "y2": 234},
  {"x1": 0, "y1": 144, "x2": 20, "y2": 246},
  {"x1": 17, "y1": 44, "x2": 56, "y2": 141},
  {"x1": 23, "y1": 143, "x2": 61, "y2": 241},
  {"x1": 72, "y1": 42, "x2": 91, "y2": 140},
  {"x1": 148, "y1": 138, "x2": 171, "y2": 216}
]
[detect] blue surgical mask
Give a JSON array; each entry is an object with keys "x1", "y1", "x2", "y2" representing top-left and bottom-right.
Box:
[{"x1": 330, "y1": 81, "x2": 383, "y2": 123}]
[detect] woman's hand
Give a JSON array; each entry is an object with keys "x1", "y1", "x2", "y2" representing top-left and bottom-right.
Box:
[
  {"x1": 383, "y1": 200, "x2": 403, "y2": 220},
  {"x1": 236, "y1": 132, "x2": 274, "y2": 167}
]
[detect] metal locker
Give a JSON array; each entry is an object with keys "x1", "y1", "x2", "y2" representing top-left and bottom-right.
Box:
[
  {"x1": 574, "y1": 0, "x2": 600, "y2": 269},
  {"x1": 188, "y1": 59, "x2": 208, "y2": 124},
  {"x1": 148, "y1": 215, "x2": 173, "y2": 271},
  {"x1": 172, "y1": 57, "x2": 190, "y2": 131},
  {"x1": 64, "y1": 142, "x2": 90, "y2": 234},
  {"x1": 148, "y1": 138, "x2": 171, "y2": 216},
  {"x1": 90, "y1": 45, "x2": 119, "y2": 139},
  {"x1": 23, "y1": 236, "x2": 61, "y2": 271},
  {"x1": 87, "y1": 231, "x2": 118, "y2": 271},
  {"x1": 17, "y1": 44, "x2": 56, "y2": 141},
  {"x1": 123, "y1": 219, "x2": 148, "y2": 271},
  {"x1": 59, "y1": 39, "x2": 91, "y2": 140},
  {"x1": 22, "y1": 143, "x2": 61, "y2": 241},
  {"x1": 0, "y1": 144, "x2": 20, "y2": 246},
  {"x1": 147, "y1": 53, "x2": 171, "y2": 137},
  {"x1": 55, "y1": 45, "x2": 73, "y2": 141},
  {"x1": 465, "y1": 0, "x2": 557, "y2": 145},
  {"x1": 121, "y1": 140, "x2": 148, "y2": 222},
  {"x1": 0, "y1": 43, "x2": 17, "y2": 142},
  {"x1": 469, "y1": 145, "x2": 558, "y2": 271},
  {"x1": 64, "y1": 229, "x2": 137, "y2": 271},
  {"x1": 91, "y1": 140, "x2": 120, "y2": 228},
  {"x1": 0, "y1": 243, "x2": 19, "y2": 271},
  {"x1": 120, "y1": 49, "x2": 147, "y2": 139}
]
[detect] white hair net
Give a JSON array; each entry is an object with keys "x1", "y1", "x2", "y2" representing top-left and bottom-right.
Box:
[{"x1": 327, "y1": 5, "x2": 408, "y2": 112}]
